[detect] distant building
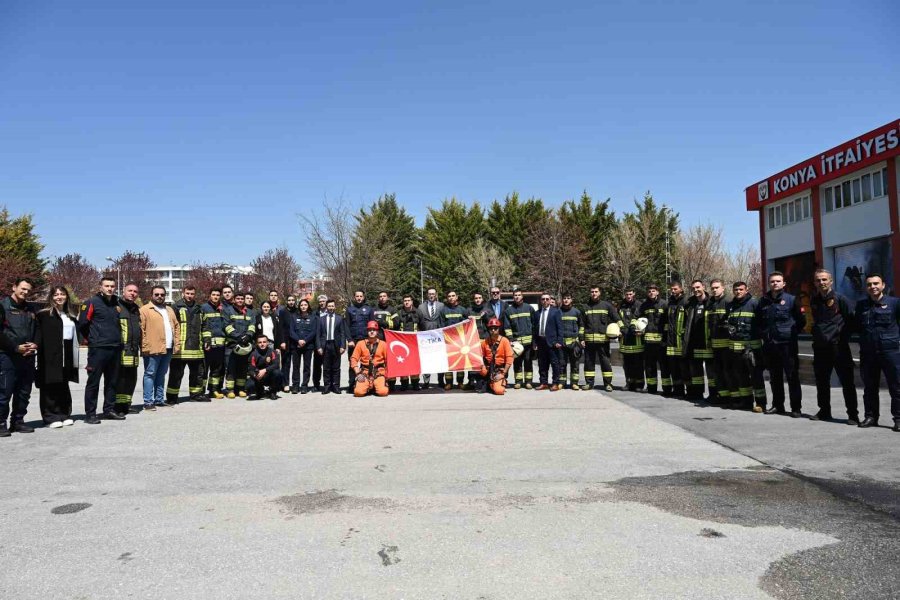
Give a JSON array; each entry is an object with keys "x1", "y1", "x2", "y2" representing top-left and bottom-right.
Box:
[
  {"x1": 296, "y1": 273, "x2": 330, "y2": 299},
  {"x1": 146, "y1": 265, "x2": 252, "y2": 302}
]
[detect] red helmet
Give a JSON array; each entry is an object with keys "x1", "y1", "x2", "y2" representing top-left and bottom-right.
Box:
[
  {"x1": 366, "y1": 320, "x2": 380, "y2": 330},
  {"x1": 487, "y1": 317, "x2": 502, "y2": 328}
]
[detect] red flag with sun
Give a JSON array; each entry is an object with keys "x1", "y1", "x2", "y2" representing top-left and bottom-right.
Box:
[{"x1": 443, "y1": 320, "x2": 483, "y2": 371}]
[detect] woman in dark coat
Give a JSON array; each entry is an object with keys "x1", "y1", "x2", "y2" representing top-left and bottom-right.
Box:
[
  {"x1": 255, "y1": 301, "x2": 283, "y2": 350},
  {"x1": 35, "y1": 286, "x2": 80, "y2": 427}
]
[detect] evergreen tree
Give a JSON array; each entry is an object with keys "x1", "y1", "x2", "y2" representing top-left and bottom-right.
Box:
[
  {"x1": 558, "y1": 190, "x2": 616, "y2": 298},
  {"x1": 0, "y1": 206, "x2": 46, "y2": 291},
  {"x1": 621, "y1": 191, "x2": 680, "y2": 290},
  {"x1": 485, "y1": 192, "x2": 549, "y2": 281},
  {"x1": 351, "y1": 194, "x2": 419, "y2": 300},
  {"x1": 419, "y1": 198, "x2": 485, "y2": 298}
]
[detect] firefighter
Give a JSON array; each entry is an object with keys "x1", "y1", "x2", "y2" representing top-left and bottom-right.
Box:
[
  {"x1": 618, "y1": 288, "x2": 644, "y2": 391},
  {"x1": 113, "y1": 283, "x2": 141, "y2": 417},
  {"x1": 224, "y1": 293, "x2": 255, "y2": 398},
  {"x1": 683, "y1": 280, "x2": 712, "y2": 401},
  {"x1": 468, "y1": 291, "x2": 491, "y2": 390},
  {"x1": 390, "y1": 294, "x2": 423, "y2": 391},
  {"x1": 440, "y1": 290, "x2": 470, "y2": 390},
  {"x1": 809, "y1": 269, "x2": 859, "y2": 424},
  {"x1": 166, "y1": 285, "x2": 208, "y2": 403},
  {"x1": 220, "y1": 284, "x2": 235, "y2": 378},
  {"x1": 243, "y1": 292, "x2": 258, "y2": 325},
  {"x1": 0, "y1": 278, "x2": 38, "y2": 436},
  {"x1": 503, "y1": 289, "x2": 536, "y2": 389},
  {"x1": 559, "y1": 292, "x2": 585, "y2": 390},
  {"x1": 724, "y1": 281, "x2": 765, "y2": 411},
  {"x1": 855, "y1": 273, "x2": 900, "y2": 431},
  {"x1": 582, "y1": 286, "x2": 622, "y2": 392},
  {"x1": 757, "y1": 271, "x2": 806, "y2": 417},
  {"x1": 345, "y1": 290, "x2": 374, "y2": 391},
  {"x1": 373, "y1": 291, "x2": 396, "y2": 390},
  {"x1": 480, "y1": 317, "x2": 513, "y2": 395},
  {"x1": 248, "y1": 333, "x2": 283, "y2": 400},
  {"x1": 706, "y1": 279, "x2": 730, "y2": 404},
  {"x1": 663, "y1": 281, "x2": 689, "y2": 397},
  {"x1": 351, "y1": 321, "x2": 389, "y2": 397},
  {"x1": 638, "y1": 284, "x2": 667, "y2": 394},
  {"x1": 200, "y1": 288, "x2": 229, "y2": 399}
]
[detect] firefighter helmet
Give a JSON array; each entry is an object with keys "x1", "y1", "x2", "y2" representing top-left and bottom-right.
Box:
[
  {"x1": 486, "y1": 317, "x2": 502, "y2": 328},
  {"x1": 634, "y1": 317, "x2": 648, "y2": 333},
  {"x1": 366, "y1": 320, "x2": 380, "y2": 330},
  {"x1": 605, "y1": 322, "x2": 621, "y2": 339},
  {"x1": 511, "y1": 341, "x2": 525, "y2": 357}
]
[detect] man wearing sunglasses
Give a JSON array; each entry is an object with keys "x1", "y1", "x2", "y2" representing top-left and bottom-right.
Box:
[
  {"x1": 532, "y1": 293, "x2": 563, "y2": 391},
  {"x1": 139, "y1": 286, "x2": 180, "y2": 410}
]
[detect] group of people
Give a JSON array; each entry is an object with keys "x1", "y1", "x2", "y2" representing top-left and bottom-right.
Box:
[{"x1": 2, "y1": 268, "x2": 899, "y2": 436}]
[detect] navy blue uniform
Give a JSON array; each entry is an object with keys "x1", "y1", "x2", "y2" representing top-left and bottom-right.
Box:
[
  {"x1": 345, "y1": 302, "x2": 373, "y2": 389},
  {"x1": 855, "y1": 294, "x2": 900, "y2": 424},
  {"x1": 287, "y1": 310, "x2": 317, "y2": 391},
  {"x1": 78, "y1": 293, "x2": 123, "y2": 418},
  {"x1": 0, "y1": 296, "x2": 38, "y2": 427},
  {"x1": 756, "y1": 291, "x2": 806, "y2": 412},
  {"x1": 810, "y1": 290, "x2": 858, "y2": 421}
]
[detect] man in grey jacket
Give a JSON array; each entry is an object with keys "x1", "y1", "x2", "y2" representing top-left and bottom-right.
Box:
[{"x1": 416, "y1": 287, "x2": 445, "y2": 389}]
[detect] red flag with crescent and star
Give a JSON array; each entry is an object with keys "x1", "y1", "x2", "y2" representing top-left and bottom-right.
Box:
[{"x1": 384, "y1": 319, "x2": 484, "y2": 379}]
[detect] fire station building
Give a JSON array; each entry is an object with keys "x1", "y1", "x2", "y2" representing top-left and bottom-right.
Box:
[{"x1": 746, "y1": 119, "x2": 900, "y2": 305}]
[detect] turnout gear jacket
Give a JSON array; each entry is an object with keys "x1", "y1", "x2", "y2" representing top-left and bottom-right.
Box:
[
  {"x1": 0, "y1": 296, "x2": 37, "y2": 356},
  {"x1": 583, "y1": 299, "x2": 622, "y2": 344},
  {"x1": 440, "y1": 303, "x2": 470, "y2": 327},
  {"x1": 78, "y1": 293, "x2": 123, "y2": 348},
  {"x1": 559, "y1": 305, "x2": 584, "y2": 346},
  {"x1": 345, "y1": 301, "x2": 374, "y2": 341},
  {"x1": 855, "y1": 294, "x2": 900, "y2": 355},
  {"x1": 684, "y1": 293, "x2": 711, "y2": 358},
  {"x1": 200, "y1": 301, "x2": 228, "y2": 348},
  {"x1": 172, "y1": 299, "x2": 203, "y2": 360},
  {"x1": 757, "y1": 291, "x2": 806, "y2": 345},
  {"x1": 224, "y1": 305, "x2": 255, "y2": 344},
  {"x1": 706, "y1": 294, "x2": 730, "y2": 350},
  {"x1": 810, "y1": 290, "x2": 854, "y2": 347},
  {"x1": 638, "y1": 297, "x2": 667, "y2": 344},
  {"x1": 663, "y1": 293, "x2": 688, "y2": 356},
  {"x1": 118, "y1": 299, "x2": 141, "y2": 367},
  {"x1": 725, "y1": 294, "x2": 761, "y2": 351},
  {"x1": 373, "y1": 302, "x2": 395, "y2": 340},
  {"x1": 391, "y1": 307, "x2": 422, "y2": 332},
  {"x1": 503, "y1": 301, "x2": 535, "y2": 344},
  {"x1": 618, "y1": 298, "x2": 642, "y2": 352},
  {"x1": 470, "y1": 301, "x2": 491, "y2": 339}
]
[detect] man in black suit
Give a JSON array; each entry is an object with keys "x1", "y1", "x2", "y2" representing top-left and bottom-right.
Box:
[
  {"x1": 532, "y1": 292, "x2": 564, "y2": 391},
  {"x1": 316, "y1": 300, "x2": 347, "y2": 394},
  {"x1": 487, "y1": 286, "x2": 506, "y2": 321}
]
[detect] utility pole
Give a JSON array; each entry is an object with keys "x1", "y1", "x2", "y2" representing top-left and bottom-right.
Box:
[{"x1": 661, "y1": 207, "x2": 671, "y2": 299}]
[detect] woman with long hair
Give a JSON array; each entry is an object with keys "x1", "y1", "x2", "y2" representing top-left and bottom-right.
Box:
[
  {"x1": 35, "y1": 286, "x2": 80, "y2": 427},
  {"x1": 292, "y1": 298, "x2": 317, "y2": 394}
]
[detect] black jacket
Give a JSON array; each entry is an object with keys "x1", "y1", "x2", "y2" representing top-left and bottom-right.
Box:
[
  {"x1": 35, "y1": 309, "x2": 80, "y2": 386},
  {"x1": 810, "y1": 290, "x2": 854, "y2": 346},
  {"x1": 638, "y1": 297, "x2": 667, "y2": 344},
  {"x1": 78, "y1": 293, "x2": 123, "y2": 348},
  {"x1": 0, "y1": 296, "x2": 37, "y2": 355},
  {"x1": 316, "y1": 312, "x2": 347, "y2": 350},
  {"x1": 255, "y1": 312, "x2": 283, "y2": 348},
  {"x1": 757, "y1": 291, "x2": 806, "y2": 344}
]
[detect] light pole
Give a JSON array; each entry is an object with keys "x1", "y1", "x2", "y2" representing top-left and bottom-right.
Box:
[
  {"x1": 414, "y1": 257, "x2": 424, "y2": 304},
  {"x1": 660, "y1": 207, "x2": 671, "y2": 299},
  {"x1": 105, "y1": 256, "x2": 120, "y2": 294}
]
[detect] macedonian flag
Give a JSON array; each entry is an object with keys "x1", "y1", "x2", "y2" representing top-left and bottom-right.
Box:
[{"x1": 384, "y1": 319, "x2": 484, "y2": 378}]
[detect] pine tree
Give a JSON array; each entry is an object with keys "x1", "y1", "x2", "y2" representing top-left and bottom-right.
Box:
[
  {"x1": 419, "y1": 198, "x2": 485, "y2": 298},
  {"x1": 0, "y1": 206, "x2": 46, "y2": 291},
  {"x1": 484, "y1": 192, "x2": 549, "y2": 281},
  {"x1": 351, "y1": 194, "x2": 419, "y2": 301},
  {"x1": 558, "y1": 190, "x2": 616, "y2": 298},
  {"x1": 622, "y1": 191, "x2": 680, "y2": 290}
]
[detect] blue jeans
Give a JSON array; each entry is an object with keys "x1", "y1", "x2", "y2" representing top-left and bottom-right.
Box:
[{"x1": 143, "y1": 350, "x2": 173, "y2": 406}]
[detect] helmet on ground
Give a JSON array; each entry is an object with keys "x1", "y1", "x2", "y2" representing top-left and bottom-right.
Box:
[
  {"x1": 366, "y1": 320, "x2": 380, "y2": 330},
  {"x1": 511, "y1": 341, "x2": 524, "y2": 357},
  {"x1": 233, "y1": 342, "x2": 253, "y2": 356},
  {"x1": 634, "y1": 317, "x2": 648, "y2": 333},
  {"x1": 487, "y1": 317, "x2": 502, "y2": 329},
  {"x1": 606, "y1": 322, "x2": 621, "y2": 338}
]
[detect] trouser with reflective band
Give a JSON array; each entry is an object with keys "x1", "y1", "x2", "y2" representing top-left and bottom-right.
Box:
[
  {"x1": 764, "y1": 341, "x2": 801, "y2": 412},
  {"x1": 725, "y1": 346, "x2": 766, "y2": 408},
  {"x1": 687, "y1": 356, "x2": 708, "y2": 399},
  {"x1": 813, "y1": 342, "x2": 858, "y2": 420},
  {"x1": 166, "y1": 358, "x2": 206, "y2": 401},
  {"x1": 512, "y1": 341, "x2": 535, "y2": 384},
  {"x1": 643, "y1": 343, "x2": 664, "y2": 392},
  {"x1": 560, "y1": 346, "x2": 581, "y2": 387},
  {"x1": 711, "y1": 348, "x2": 729, "y2": 401},
  {"x1": 584, "y1": 342, "x2": 613, "y2": 386},
  {"x1": 621, "y1": 336, "x2": 644, "y2": 389},
  {"x1": 860, "y1": 349, "x2": 900, "y2": 421},
  {"x1": 84, "y1": 347, "x2": 119, "y2": 417},
  {"x1": 226, "y1": 353, "x2": 249, "y2": 392},
  {"x1": 664, "y1": 352, "x2": 686, "y2": 396},
  {"x1": 204, "y1": 347, "x2": 225, "y2": 394},
  {"x1": 443, "y1": 370, "x2": 466, "y2": 387},
  {"x1": 115, "y1": 366, "x2": 138, "y2": 409}
]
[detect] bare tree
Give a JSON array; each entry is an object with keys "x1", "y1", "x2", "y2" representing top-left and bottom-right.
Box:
[
  {"x1": 674, "y1": 222, "x2": 727, "y2": 284},
  {"x1": 603, "y1": 220, "x2": 645, "y2": 297},
  {"x1": 245, "y1": 246, "x2": 302, "y2": 299},
  {"x1": 186, "y1": 262, "x2": 235, "y2": 302},
  {"x1": 522, "y1": 212, "x2": 592, "y2": 299},
  {"x1": 300, "y1": 201, "x2": 354, "y2": 306},
  {"x1": 105, "y1": 250, "x2": 155, "y2": 300},
  {"x1": 721, "y1": 241, "x2": 761, "y2": 293},
  {"x1": 47, "y1": 253, "x2": 100, "y2": 303},
  {"x1": 460, "y1": 239, "x2": 516, "y2": 293}
]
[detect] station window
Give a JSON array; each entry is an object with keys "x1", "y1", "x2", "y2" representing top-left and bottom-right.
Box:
[
  {"x1": 824, "y1": 167, "x2": 888, "y2": 213},
  {"x1": 767, "y1": 195, "x2": 810, "y2": 230}
]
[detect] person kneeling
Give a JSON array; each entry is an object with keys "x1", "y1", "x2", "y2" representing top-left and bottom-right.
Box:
[
  {"x1": 480, "y1": 318, "x2": 512, "y2": 395},
  {"x1": 351, "y1": 321, "x2": 389, "y2": 397},
  {"x1": 249, "y1": 333, "x2": 283, "y2": 400}
]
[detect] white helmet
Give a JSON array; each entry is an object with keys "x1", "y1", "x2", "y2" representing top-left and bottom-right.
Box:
[
  {"x1": 511, "y1": 341, "x2": 525, "y2": 357},
  {"x1": 634, "y1": 318, "x2": 648, "y2": 333},
  {"x1": 605, "y1": 322, "x2": 621, "y2": 339},
  {"x1": 233, "y1": 342, "x2": 253, "y2": 356}
]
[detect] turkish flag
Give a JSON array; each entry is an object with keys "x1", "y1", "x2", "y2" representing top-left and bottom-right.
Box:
[
  {"x1": 384, "y1": 320, "x2": 483, "y2": 378},
  {"x1": 384, "y1": 329, "x2": 422, "y2": 378}
]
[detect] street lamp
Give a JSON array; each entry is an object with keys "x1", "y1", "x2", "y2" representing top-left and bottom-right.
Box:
[
  {"x1": 660, "y1": 206, "x2": 671, "y2": 299},
  {"x1": 105, "y1": 256, "x2": 120, "y2": 294}
]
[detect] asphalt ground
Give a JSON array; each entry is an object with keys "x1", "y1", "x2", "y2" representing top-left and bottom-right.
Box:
[{"x1": 2, "y1": 354, "x2": 899, "y2": 599}]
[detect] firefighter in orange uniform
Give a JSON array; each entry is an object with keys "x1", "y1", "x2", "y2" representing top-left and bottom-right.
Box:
[
  {"x1": 351, "y1": 321, "x2": 389, "y2": 397},
  {"x1": 480, "y1": 317, "x2": 513, "y2": 395}
]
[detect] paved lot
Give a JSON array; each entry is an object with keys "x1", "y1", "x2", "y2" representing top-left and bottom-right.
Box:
[{"x1": 2, "y1": 357, "x2": 899, "y2": 599}]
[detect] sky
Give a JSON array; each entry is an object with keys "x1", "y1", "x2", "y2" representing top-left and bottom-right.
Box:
[{"x1": 1, "y1": 0, "x2": 898, "y2": 271}]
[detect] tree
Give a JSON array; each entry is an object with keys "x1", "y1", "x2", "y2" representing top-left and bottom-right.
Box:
[
  {"x1": 47, "y1": 253, "x2": 100, "y2": 303},
  {"x1": 419, "y1": 198, "x2": 485, "y2": 297},
  {"x1": 300, "y1": 199, "x2": 355, "y2": 307},
  {"x1": 722, "y1": 241, "x2": 763, "y2": 297},
  {"x1": 0, "y1": 206, "x2": 46, "y2": 292},
  {"x1": 459, "y1": 239, "x2": 516, "y2": 294},
  {"x1": 602, "y1": 220, "x2": 645, "y2": 300},
  {"x1": 522, "y1": 211, "x2": 593, "y2": 300},
  {"x1": 674, "y1": 222, "x2": 727, "y2": 285},
  {"x1": 245, "y1": 246, "x2": 302, "y2": 301},
  {"x1": 621, "y1": 192, "x2": 679, "y2": 290},
  {"x1": 351, "y1": 194, "x2": 419, "y2": 300},
  {"x1": 187, "y1": 262, "x2": 236, "y2": 301},
  {"x1": 106, "y1": 251, "x2": 155, "y2": 300},
  {"x1": 484, "y1": 193, "x2": 549, "y2": 280},
  {"x1": 559, "y1": 190, "x2": 616, "y2": 288}
]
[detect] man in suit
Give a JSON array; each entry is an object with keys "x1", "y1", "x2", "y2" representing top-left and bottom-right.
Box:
[
  {"x1": 416, "y1": 287, "x2": 445, "y2": 389},
  {"x1": 315, "y1": 300, "x2": 347, "y2": 394},
  {"x1": 532, "y1": 292, "x2": 564, "y2": 391},
  {"x1": 487, "y1": 286, "x2": 506, "y2": 321}
]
